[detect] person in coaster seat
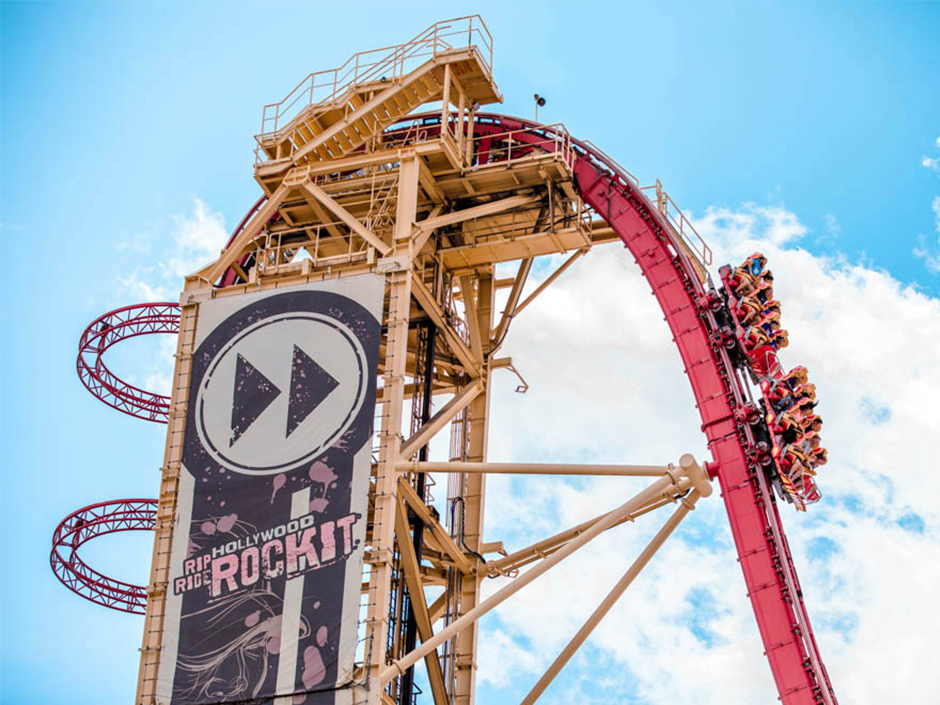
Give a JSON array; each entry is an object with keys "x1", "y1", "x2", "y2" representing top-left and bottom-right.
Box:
[
  {"x1": 767, "y1": 380, "x2": 814, "y2": 415},
  {"x1": 810, "y1": 446, "x2": 828, "y2": 467},
  {"x1": 774, "y1": 410, "x2": 803, "y2": 445},
  {"x1": 758, "y1": 307, "x2": 782, "y2": 335},
  {"x1": 800, "y1": 430, "x2": 823, "y2": 453},
  {"x1": 731, "y1": 253, "x2": 768, "y2": 295},
  {"x1": 745, "y1": 324, "x2": 773, "y2": 350},
  {"x1": 795, "y1": 396, "x2": 817, "y2": 417},
  {"x1": 794, "y1": 383, "x2": 817, "y2": 404},
  {"x1": 739, "y1": 295, "x2": 781, "y2": 327},
  {"x1": 779, "y1": 442, "x2": 811, "y2": 477},
  {"x1": 801, "y1": 414, "x2": 823, "y2": 434},
  {"x1": 781, "y1": 365, "x2": 809, "y2": 388},
  {"x1": 734, "y1": 280, "x2": 774, "y2": 320}
]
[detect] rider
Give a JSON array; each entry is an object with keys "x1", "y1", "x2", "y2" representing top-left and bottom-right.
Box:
[
  {"x1": 731, "y1": 253, "x2": 768, "y2": 295},
  {"x1": 735, "y1": 280, "x2": 774, "y2": 322},
  {"x1": 781, "y1": 366, "x2": 809, "y2": 388},
  {"x1": 810, "y1": 446, "x2": 828, "y2": 467},
  {"x1": 773, "y1": 410, "x2": 803, "y2": 445}
]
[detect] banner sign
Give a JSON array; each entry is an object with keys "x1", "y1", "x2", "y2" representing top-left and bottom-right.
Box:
[{"x1": 157, "y1": 276, "x2": 383, "y2": 705}]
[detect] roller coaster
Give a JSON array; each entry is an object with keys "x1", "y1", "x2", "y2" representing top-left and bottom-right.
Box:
[{"x1": 53, "y1": 16, "x2": 838, "y2": 705}]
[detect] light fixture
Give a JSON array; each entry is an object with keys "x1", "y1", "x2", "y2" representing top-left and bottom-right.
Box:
[{"x1": 533, "y1": 93, "x2": 546, "y2": 121}]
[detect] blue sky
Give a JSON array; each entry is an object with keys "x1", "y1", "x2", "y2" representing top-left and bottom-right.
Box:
[{"x1": 2, "y1": 2, "x2": 940, "y2": 704}]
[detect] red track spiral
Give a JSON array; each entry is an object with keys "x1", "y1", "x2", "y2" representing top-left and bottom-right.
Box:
[
  {"x1": 77, "y1": 303, "x2": 181, "y2": 423},
  {"x1": 50, "y1": 499, "x2": 157, "y2": 614}
]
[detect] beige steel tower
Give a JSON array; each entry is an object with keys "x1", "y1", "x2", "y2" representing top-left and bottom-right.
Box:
[{"x1": 129, "y1": 17, "x2": 835, "y2": 705}]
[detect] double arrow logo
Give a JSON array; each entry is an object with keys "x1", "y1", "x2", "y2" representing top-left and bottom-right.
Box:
[{"x1": 229, "y1": 345, "x2": 339, "y2": 446}]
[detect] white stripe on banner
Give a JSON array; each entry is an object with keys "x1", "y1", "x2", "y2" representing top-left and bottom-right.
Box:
[
  {"x1": 274, "y1": 487, "x2": 312, "y2": 704},
  {"x1": 155, "y1": 466, "x2": 196, "y2": 704}
]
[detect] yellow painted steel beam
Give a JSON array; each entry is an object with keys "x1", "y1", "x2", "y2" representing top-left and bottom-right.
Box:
[
  {"x1": 410, "y1": 275, "x2": 482, "y2": 377},
  {"x1": 398, "y1": 380, "x2": 483, "y2": 460},
  {"x1": 302, "y1": 181, "x2": 391, "y2": 255},
  {"x1": 393, "y1": 498, "x2": 450, "y2": 705},
  {"x1": 458, "y1": 275, "x2": 484, "y2": 362},
  {"x1": 520, "y1": 490, "x2": 703, "y2": 705},
  {"x1": 513, "y1": 248, "x2": 587, "y2": 317},
  {"x1": 379, "y1": 474, "x2": 685, "y2": 684},
  {"x1": 415, "y1": 193, "x2": 540, "y2": 233},
  {"x1": 398, "y1": 478, "x2": 474, "y2": 575},
  {"x1": 395, "y1": 461, "x2": 673, "y2": 476},
  {"x1": 491, "y1": 256, "x2": 532, "y2": 347},
  {"x1": 195, "y1": 184, "x2": 290, "y2": 284}
]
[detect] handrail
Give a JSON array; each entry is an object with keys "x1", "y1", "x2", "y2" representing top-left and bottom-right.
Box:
[
  {"x1": 640, "y1": 180, "x2": 713, "y2": 266},
  {"x1": 257, "y1": 16, "x2": 492, "y2": 140},
  {"x1": 382, "y1": 112, "x2": 713, "y2": 270}
]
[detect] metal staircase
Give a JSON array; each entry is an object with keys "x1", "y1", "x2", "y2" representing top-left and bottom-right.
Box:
[{"x1": 253, "y1": 17, "x2": 501, "y2": 189}]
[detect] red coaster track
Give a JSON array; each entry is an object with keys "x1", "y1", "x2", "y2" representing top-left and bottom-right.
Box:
[
  {"x1": 572, "y1": 146, "x2": 837, "y2": 705},
  {"x1": 50, "y1": 499, "x2": 157, "y2": 614},
  {"x1": 77, "y1": 303, "x2": 181, "y2": 423},
  {"x1": 379, "y1": 113, "x2": 837, "y2": 705}
]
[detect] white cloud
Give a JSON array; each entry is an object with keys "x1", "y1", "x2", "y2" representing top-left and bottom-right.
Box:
[
  {"x1": 116, "y1": 266, "x2": 171, "y2": 302},
  {"x1": 111, "y1": 198, "x2": 227, "y2": 398},
  {"x1": 164, "y1": 198, "x2": 229, "y2": 279},
  {"x1": 922, "y1": 136, "x2": 940, "y2": 171},
  {"x1": 693, "y1": 203, "x2": 807, "y2": 248},
  {"x1": 473, "y1": 202, "x2": 940, "y2": 704},
  {"x1": 116, "y1": 198, "x2": 229, "y2": 303},
  {"x1": 141, "y1": 335, "x2": 177, "y2": 397},
  {"x1": 821, "y1": 212, "x2": 841, "y2": 242}
]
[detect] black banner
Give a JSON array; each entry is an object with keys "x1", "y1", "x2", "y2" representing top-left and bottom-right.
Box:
[{"x1": 157, "y1": 278, "x2": 382, "y2": 705}]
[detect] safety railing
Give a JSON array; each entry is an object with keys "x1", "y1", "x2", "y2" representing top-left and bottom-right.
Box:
[
  {"x1": 640, "y1": 179, "x2": 712, "y2": 266},
  {"x1": 581, "y1": 140, "x2": 641, "y2": 186},
  {"x1": 257, "y1": 16, "x2": 492, "y2": 141},
  {"x1": 575, "y1": 139, "x2": 711, "y2": 267},
  {"x1": 468, "y1": 122, "x2": 576, "y2": 170}
]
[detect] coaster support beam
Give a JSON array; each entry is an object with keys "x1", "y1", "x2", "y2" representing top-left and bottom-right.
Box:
[
  {"x1": 519, "y1": 488, "x2": 706, "y2": 705},
  {"x1": 399, "y1": 380, "x2": 484, "y2": 460},
  {"x1": 362, "y1": 155, "x2": 420, "y2": 705},
  {"x1": 513, "y1": 248, "x2": 587, "y2": 317},
  {"x1": 379, "y1": 472, "x2": 687, "y2": 684},
  {"x1": 302, "y1": 181, "x2": 391, "y2": 255},
  {"x1": 399, "y1": 478, "x2": 474, "y2": 575},
  {"x1": 393, "y1": 497, "x2": 450, "y2": 705},
  {"x1": 396, "y1": 461, "x2": 674, "y2": 477}
]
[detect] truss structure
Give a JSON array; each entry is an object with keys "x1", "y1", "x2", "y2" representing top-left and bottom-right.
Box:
[
  {"x1": 77, "y1": 303, "x2": 181, "y2": 423},
  {"x1": 127, "y1": 17, "x2": 837, "y2": 705},
  {"x1": 51, "y1": 499, "x2": 157, "y2": 614}
]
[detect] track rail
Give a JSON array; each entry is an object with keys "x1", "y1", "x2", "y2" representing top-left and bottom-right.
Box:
[
  {"x1": 77, "y1": 303, "x2": 181, "y2": 423},
  {"x1": 50, "y1": 499, "x2": 157, "y2": 614},
  {"x1": 377, "y1": 114, "x2": 836, "y2": 704},
  {"x1": 576, "y1": 156, "x2": 835, "y2": 705}
]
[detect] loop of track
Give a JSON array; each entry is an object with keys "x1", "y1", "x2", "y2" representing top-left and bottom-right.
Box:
[
  {"x1": 77, "y1": 303, "x2": 181, "y2": 423},
  {"x1": 50, "y1": 499, "x2": 157, "y2": 614}
]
